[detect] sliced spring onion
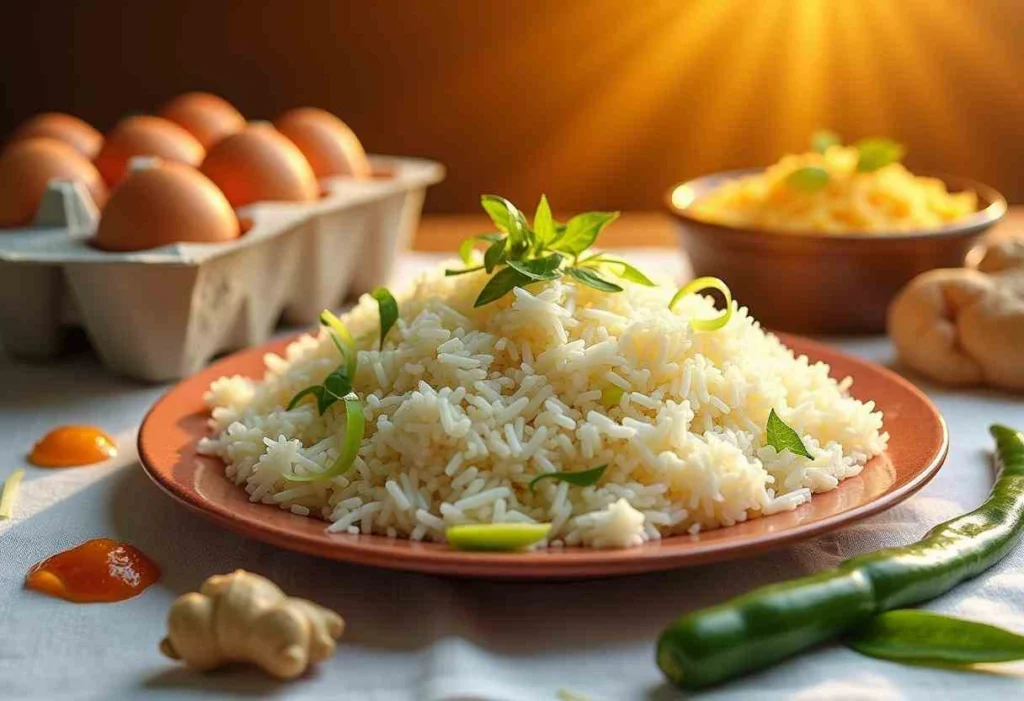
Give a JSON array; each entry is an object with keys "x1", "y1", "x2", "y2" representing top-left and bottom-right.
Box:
[
  {"x1": 285, "y1": 395, "x2": 365, "y2": 482},
  {"x1": 319, "y1": 309, "x2": 357, "y2": 379},
  {"x1": 446, "y1": 523, "x2": 552, "y2": 551},
  {"x1": 669, "y1": 277, "x2": 733, "y2": 332},
  {"x1": 0, "y1": 469, "x2": 25, "y2": 520}
]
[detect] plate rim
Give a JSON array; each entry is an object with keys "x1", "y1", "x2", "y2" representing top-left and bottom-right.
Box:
[{"x1": 138, "y1": 332, "x2": 948, "y2": 578}]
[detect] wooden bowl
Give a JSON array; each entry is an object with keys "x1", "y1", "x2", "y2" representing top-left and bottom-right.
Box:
[{"x1": 665, "y1": 170, "x2": 1006, "y2": 334}]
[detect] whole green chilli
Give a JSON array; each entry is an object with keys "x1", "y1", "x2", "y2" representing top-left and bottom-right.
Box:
[{"x1": 657, "y1": 424, "x2": 1024, "y2": 690}]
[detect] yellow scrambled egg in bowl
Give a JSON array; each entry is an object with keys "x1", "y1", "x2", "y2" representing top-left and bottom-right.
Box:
[{"x1": 691, "y1": 141, "x2": 978, "y2": 234}]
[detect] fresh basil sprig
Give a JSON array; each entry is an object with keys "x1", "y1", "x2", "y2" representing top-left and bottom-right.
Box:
[
  {"x1": 528, "y1": 464, "x2": 608, "y2": 492},
  {"x1": 446, "y1": 195, "x2": 655, "y2": 307},
  {"x1": 845, "y1": 610, "x2": 1024, "y2": 667},
  {"x1": 370, "y1": 287, "x2": 398, "y2": 350},
  {"x1": 765, "y1": 408, "x2": 813, "y2": 459}
]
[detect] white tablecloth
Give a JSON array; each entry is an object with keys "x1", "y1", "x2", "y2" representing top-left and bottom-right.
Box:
[{"x1": 1, "y1": 251, "x2": 1022, "y2": 701}]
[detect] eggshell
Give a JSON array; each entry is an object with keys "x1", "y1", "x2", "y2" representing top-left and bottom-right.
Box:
[
  {"x1": 93, "y1": 160, "x2": 239, "y2": 252},
  {"x1": 9, "y1": 113, "x2": 104, "y2": 159},
  {"x1": 274, "y1": 107, "x2": 371, "y2": 179},
  {"x1": 159, "y1": 92, "x2": 246, "y2": 149},
  {"x1": 94, "y1": 116, "x2": 205, "y2": 187},
  {"x1": 0, "y1": 138, "x2": 108, "y2": 228},
  {"x1": 200, "y1": 124, "x2": 318, "y2": 208}
]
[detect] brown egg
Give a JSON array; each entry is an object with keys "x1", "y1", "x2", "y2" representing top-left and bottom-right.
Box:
[
  {"x1": 94, "y1": 116, "x2": 205, "y2": 187},
  {"x1": 200, "y1": 124, "x2": 318, "y2": 208},
  {"x1": 9, "y1": 113, "x2": 104, "y2": 159},
  {"x1": 0, "y1": 138, "x2": 108, "y2": 228},
  {"x1": 94, "y1": 160, "x2": 239, "y2": 252},
  {"x1": 274, "y1": 107, "x2": 371, "y2": 179},
  {"x1": 159, "y1": 92, "x2": 246, "y2": 149}
]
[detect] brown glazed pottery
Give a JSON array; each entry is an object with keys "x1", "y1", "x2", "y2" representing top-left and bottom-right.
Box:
[
  {"x1": 138, "y1": 333, "x2": 947, "y2": 579},
  {"x1": 665, "y1": 170, "x2": 1006, "y2": 334}
]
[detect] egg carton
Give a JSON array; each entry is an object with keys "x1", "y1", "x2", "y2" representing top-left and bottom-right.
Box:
[{"x1": 0, "y1": 156, "x2": 444, "y2": 381}]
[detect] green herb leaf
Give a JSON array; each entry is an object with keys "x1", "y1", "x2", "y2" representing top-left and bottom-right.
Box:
[
  {"x1": 601, "y1": 386, "x2": 625, "y2": 407},
  {"x1": 370, "y1": 287, "x2": 398, "y2": 350},
  {"x1": 458, "y1": 238, "x2": 475, "y2": 265},
  {"x1": 765, "y1": 408, "x2": 813, "y2": 459},
  {"x1": 445, "y1": 265, "x2": 485, "y2": 277},
  {"x1": 668, "y1": 277, "x2": 734, "y2": 332},
  {"x1": 786, "y1": 166, "x2": 830, "y2": 192},
  {"x1": 566, "y1": 266, "x2": 623, "y2": 293},
  {"x1": 446, "y1": 523, "x2": 551, "y2": 551},
  {"x1": 533, "y1": 194, "x2": 556, "y2": 246},
  {"x1": 551, "y1": 211, "x2": 620, "y2": 256},
  {"x1": 481, "y1": 195, "x2": 530, "y2": 249},
  {"x1": 845, "y1": 610, "x2": 1024, "y2": 666},
  {"x1": 287, "y1": 385, "x2": 324, "y2": 411},
  {"x1": 811, "y1": 129, "x2": 841, "y2": 154},
  {"x1": 529, "y1": 465, "x2": 608, "y2": 492},
  {"x1": 287, "y1": 365, "x2": 352, "y2": 415},
  {"x1": 507, "y1": 253, "x2": 564, "y2": 281},
  {"x1": 319, "y1": 309, "x2": 358, "y2": 380},
  {"x1": 285, "y1": 395, "x2": 365, "y2": 482},
  {"x1": 593, "y1": 258, "x2": 658, "y2": 286},
  {"x1": 474, "y1": 265, "x2": 534, "y2": 307},
  {"x1": 483, "y1": 237, "x2": 507, "y2": 273},
  {"x1": 856, "y1": 138, "x2": 905, "y2": 172}
]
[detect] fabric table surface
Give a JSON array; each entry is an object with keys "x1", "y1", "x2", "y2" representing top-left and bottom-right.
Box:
[{"x1": 1, "y1": 250, "x2": 1022, "y2": 701}]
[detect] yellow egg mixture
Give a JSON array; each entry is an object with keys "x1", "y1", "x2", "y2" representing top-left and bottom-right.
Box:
[{"x1": 692, "y1": 146, "x2": 977, "y2": 234}]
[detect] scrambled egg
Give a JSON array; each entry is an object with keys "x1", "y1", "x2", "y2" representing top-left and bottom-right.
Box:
[{"x1": 691, "y1": 146, "x2": 977, "y2": 234}]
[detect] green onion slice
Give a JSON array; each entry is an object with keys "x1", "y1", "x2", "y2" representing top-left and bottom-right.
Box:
[
  {"x1": 319, "y1": 309, "x2": 357, "y2": 379},
  {"x1": 0, "y1": 469, "x2": 25, "y2": 519},
  {"x1": 286, "y1": 395, "x2": 365, "y2": 482},
  {"x1": 446, "y1": 523, "x2": 552, "y2": 551},
  {"x1": 669, "y1": 277, "x2": 734, "y2": 332}
]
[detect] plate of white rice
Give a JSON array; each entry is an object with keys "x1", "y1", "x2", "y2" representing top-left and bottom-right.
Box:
[{"x1": 139, "y1": 263, "x2": 947, "y2": 578}]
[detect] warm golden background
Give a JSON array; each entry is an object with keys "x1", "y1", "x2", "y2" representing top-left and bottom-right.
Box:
[{"x1": 2, "y1": 0, "x2": 1020, "y2": 212}]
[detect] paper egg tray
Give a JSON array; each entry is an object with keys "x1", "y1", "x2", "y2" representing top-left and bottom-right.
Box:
[{"x1": 0, "y1": 156, "x2": 444, "y2": 382}]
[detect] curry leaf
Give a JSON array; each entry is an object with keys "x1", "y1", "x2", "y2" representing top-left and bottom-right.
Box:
[
  {"x1": 474, "y1": 265, "x2": 534, "y2": 307},
  {"x1": 370, "y1": 287, "x2": 398, "y2": 350},
  {"x1": 811, "y1": 129, "x2": 841, "y2": 154},
  {"x1": 566, "y1": 266, "x2": 623, "y2": 293},
  {"x1": 507, "y1": 253, "x2": 564, "y2": 281},
  {"x1": 786, "y1": 166, "x2": 830, "y2": 192},
  {"x1": 845, "y1": 610, "x2": 1024, "y2": 666},
  {"x1": 856, "y1": 138, "x2": 905, "y2": 172},
  {"x1": 287, "y1": 385, "x2": 324, "y2": 412},
  {"x1": 529, "y1": 465, "x2": 608, "y2": 492},
  {"x1": 765, "y1": 409, "x2": 813, "y2": 459},
  {"x1": 533, "y1": 194, "x2": 556, "y2": 246},
  {"x1": 551, "y1": 211, "x2": 620, "y2": 256}
]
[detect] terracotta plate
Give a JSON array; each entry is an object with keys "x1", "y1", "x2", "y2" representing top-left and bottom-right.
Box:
[{"x1": 138, "y1": 333, "x2": 947, "y2": 579}]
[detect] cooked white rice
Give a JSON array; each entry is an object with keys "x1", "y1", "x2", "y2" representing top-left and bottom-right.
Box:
[{"x1": 198, "y1": 262, "x2": 888, "y2": 549}]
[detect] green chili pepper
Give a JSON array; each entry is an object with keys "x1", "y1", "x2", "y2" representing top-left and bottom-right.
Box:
[{"x1": 657, "y1": 424, "x2": 1024, "y2": 690}]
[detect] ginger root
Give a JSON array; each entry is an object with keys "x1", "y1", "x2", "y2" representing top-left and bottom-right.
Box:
[
  {"x1": 159, "y1": 570, "x2": 344, "y2": 679},
  {"x1": 887, "y1": 240, "x2": 1024, "y2": 391}
]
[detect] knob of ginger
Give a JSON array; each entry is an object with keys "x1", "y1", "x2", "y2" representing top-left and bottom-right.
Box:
[
  {"x1": 159, "y1": 570, "x2": 344, "y2": 679},
  {"x1": 887, "y1": 240, "x2": 1024, "y2": 391}
]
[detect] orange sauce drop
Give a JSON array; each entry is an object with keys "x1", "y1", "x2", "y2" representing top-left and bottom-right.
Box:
[
  {"x1": 29, "y1": 425, "x2": 117, "y2": 467},
  {"x1": 25, "y1": 538, "x2": 160, "y2": 603}
]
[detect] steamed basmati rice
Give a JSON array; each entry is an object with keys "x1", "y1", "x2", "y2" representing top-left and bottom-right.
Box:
[{"x1": 198, "y1": 263, "x2": 888, "y2": 549}]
